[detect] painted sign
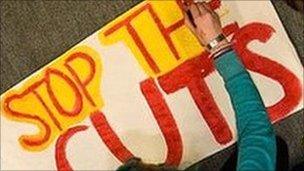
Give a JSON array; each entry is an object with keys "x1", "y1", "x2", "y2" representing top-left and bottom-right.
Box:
[{"x1": 1, "y1": 0, "x2": 303, "y2": 170}]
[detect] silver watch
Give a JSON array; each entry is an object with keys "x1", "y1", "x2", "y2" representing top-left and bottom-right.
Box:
[{"x1": 206, "y1": 34, "x2": 226, "y2": 50}]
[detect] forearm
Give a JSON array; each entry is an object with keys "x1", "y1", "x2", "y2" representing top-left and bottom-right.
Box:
[{"x1": 214, "y1": 50, "x2": 276, "y2": 171}]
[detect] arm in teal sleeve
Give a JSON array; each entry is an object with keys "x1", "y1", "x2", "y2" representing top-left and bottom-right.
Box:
[{"x1": 214, "y1": 50, "x2": 276, "y2": 171}]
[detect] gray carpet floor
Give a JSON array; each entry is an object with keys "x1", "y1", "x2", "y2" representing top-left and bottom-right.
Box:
[{"x1": 1, "y1": 0, "x2": 303, "y2": 170}]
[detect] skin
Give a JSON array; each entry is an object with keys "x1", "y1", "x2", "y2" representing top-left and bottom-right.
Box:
[
  {"x1": 119, "y1": 1, "x2": 280, "y2": 171},
  {"x1": 183, "y1": 2, "x2": 230, "y2": 54},
  {"x1": 117, "y1": 2, "x2": 231, "y2": 171}
]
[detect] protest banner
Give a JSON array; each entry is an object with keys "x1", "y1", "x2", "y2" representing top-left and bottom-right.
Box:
[{"x1": 1, "y1": 0, "x2": 303, "y2": 170}]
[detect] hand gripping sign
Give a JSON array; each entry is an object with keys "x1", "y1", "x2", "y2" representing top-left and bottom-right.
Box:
[{"x1": 0, "y1": 0, "x2": 303, "y2": 170}]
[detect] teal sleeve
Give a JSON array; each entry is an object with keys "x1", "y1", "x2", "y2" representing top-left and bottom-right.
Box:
[{"x1": 214, "y1": 50, "x2": 276, "y2": 171}]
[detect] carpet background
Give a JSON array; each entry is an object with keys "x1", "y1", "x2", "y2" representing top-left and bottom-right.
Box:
[{"x1": 0, "y1": 0, "x2": 303, "y2": 170}]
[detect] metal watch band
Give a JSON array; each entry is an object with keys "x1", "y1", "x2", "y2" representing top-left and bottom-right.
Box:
[{"x1": 206, "y1": 33, "x2": 226, "y2": 50}]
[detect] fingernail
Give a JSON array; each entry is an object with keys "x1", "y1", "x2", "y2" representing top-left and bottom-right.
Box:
[{"x1": 182, "y1": 0, "x2": 193, "y2": 6}]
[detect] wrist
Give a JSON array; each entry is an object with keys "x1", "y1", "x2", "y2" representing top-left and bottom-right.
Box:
[
  {"x1": 209, "y1": 39, "x2": 233, "y2": 60},
  {"x1": 209, "y1": 39, "x2": 230, "y2": 53}
]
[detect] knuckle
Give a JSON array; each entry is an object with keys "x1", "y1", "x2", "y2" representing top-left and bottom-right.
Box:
[
  {"x1": 206, "y1": 12, "x2": 213, "y2": 17},
  {"x1": 203, "y1": 13, "x2": 214, "y2": 20}
]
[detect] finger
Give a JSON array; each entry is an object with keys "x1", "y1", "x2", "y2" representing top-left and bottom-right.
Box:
[
  {"x1": 181, "y1": 0, "x2": 192, "y2": 6},
  {"x1": 196, "y1": 2, "x2": 210, "y2": 16},
  {"x1": 189, "y1": 3, "x2": 201, "y2": 19},
  {"x1": 184, "y1": 15, "x2": 206, "y2": 45},
  {"x1": 202, "y1": 2, "x2": 213, "y2": 13},
  {"x1": 180, "y1": 0, "x2": 189, "y2": 11},
  {"x1": 185, "y1": 9, "x2": 197, "y2": 28},
  {"x1": 184, "y1": 11, "x2": 197, "y2": 31},
  {"x1": 202, "y1": 2, "x2": 219, "y2": 18},
  {"x1": 181, "y1": 1, "x2": 197, "y2": 28}
]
